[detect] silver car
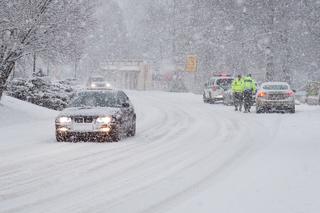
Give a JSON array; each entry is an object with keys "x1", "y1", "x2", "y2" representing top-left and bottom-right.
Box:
[{"x1": 256, "y1": 82, "x2": 295, "y2": 113}]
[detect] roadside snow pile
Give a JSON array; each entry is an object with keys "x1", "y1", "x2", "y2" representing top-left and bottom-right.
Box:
[
  {"x1": 306, "y1": 96, "x2": 320, "y2": 105},
  {"x1": 6, "y1": 77, "x2": 75, "y2": 110}
]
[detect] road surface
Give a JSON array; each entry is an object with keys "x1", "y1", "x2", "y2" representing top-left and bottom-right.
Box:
[{"x1": 0, "y1": 91, "x2": 319, "y2": 213}]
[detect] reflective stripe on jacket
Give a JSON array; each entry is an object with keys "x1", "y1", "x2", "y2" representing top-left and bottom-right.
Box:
[{"x1": 232, "y1": 79, "x2": 244, "y2": 93}]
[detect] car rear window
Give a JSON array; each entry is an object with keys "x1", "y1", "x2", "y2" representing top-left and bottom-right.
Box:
[
  {"x1": 91, "y1": 78, "x2": 105, "y2": 82},
  {"x1": 262, "y1": 85, "x2": 289, "y2": 90}
]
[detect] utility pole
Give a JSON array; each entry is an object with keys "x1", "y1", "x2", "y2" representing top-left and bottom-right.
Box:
[{"x1": 172, "y1": 0, "x2": 177, "y2": 65}]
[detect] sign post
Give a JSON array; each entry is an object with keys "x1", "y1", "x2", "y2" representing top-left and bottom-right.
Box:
[
  {"x1": 186, "y1": 55, "x2": 198, "y2": 73},
  {"x1": 186, "y1": 55, "x2": 198, "y2": 92}
]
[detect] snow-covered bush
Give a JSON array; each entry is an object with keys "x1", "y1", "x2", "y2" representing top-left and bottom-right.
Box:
[{"x1": 6, "y1": 78, "x2": 75, "y2": 110}]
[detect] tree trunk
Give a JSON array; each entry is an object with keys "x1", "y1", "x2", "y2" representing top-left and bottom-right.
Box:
[
  {"x1": 265, "y1": 48, "x2": 274, "y2": 81},
  {"x1": 74, "y1": 59, "x2": 78, "y2": 79},
  {"x1": 265, "y1": 0, "x2": 275, "y2": 82},
  {"x1": 0, "y1": 62, "x2": 15, "y2": 100},
  {"x1": 281, "y1": 29, "x2": 291, "y2": 84},
  {"x1": 33, "y1": 52, "x2": 37, "y2": 76}
]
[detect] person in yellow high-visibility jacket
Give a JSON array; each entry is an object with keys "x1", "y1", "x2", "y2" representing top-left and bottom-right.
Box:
[
  {"x1": 242, "y1": 74, "x2": 256, "y2": 112},
  {"x1": 232, "y1": 75, "x2": 244, "y2": 111}
]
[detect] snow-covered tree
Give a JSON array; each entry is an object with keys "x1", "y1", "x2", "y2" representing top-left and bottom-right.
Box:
[
  {"x1": 122, "y1": 0, "x2": 320, "y2": 88},
  {"x1": 80, "y1": 0, "x2": 130, "y2": 77},
  {"x1": 0, "y1": 0, "x2": 95, "y2": 99}
]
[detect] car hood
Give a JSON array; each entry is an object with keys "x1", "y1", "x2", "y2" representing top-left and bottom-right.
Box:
[{"x1": 58, "y1": 107, "x2": 121, "y2": 117}]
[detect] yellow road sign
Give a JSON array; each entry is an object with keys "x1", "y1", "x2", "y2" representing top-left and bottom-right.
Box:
[{"x1": 186, "y1": 55, "x2": 197, "y2": 72}]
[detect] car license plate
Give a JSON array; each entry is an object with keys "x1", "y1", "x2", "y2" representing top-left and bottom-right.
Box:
[{"x1": 72, "y1": 123, "x2": 93, "y2": 132}]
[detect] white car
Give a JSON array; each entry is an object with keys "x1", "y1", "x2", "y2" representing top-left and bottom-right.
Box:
[
  {"x1": 86, "y1": 76, "x2": 112, "y2": 89},
  {"x1": 256, "y1": 82, "x2": 295, "y2": 113},
  {"x1": 203, "y1": 74, "x2": 234, "y2": 104}
]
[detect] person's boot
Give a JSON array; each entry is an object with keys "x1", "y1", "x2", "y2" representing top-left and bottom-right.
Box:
[{"x1": 235, "y1": 107, "x2": 238, "y2": 111}]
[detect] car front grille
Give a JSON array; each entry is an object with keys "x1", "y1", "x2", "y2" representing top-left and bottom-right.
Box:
[
  {"x1": 95, "y1": 83, "x2": 106, "y2": 87},
  {"x1": 73, "y1": 116, "x2": 94, "y2": 123}
]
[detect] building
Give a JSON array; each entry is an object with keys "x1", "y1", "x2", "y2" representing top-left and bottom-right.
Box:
[{"x1": 100, "y1": 60, "x2": 152, "y2": 90}]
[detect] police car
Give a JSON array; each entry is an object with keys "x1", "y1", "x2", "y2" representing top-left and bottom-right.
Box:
[{"x1": 203, "y1": 74, "x2": 234, "y2": 104}]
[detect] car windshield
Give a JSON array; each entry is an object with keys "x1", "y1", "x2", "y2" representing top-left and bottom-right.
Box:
[
  {"x1": 263, "y1": 84, "x2": 289, "y2": 90},
  {"x1": 69, "y1": 92, "x2": 122, "y2": 108},
  {"x1": 216, "y1": 79, "x2": 233, "y2": 90}
]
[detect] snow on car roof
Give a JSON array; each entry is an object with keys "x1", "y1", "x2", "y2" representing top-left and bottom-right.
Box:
[
  {"x1": 209, "y1": 76, "x2": 233, "y2": 80},
  {"x1": 78, "y1": 89, "x2": 120, "y2": 94},
  {"x1": 261, "y1": 82, "x2": 289, "y2": 86}
]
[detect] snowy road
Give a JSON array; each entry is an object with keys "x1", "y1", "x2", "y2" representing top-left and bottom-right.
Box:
[{"x1": 0, "y1": 91, "x2": 320, "y2": 213}]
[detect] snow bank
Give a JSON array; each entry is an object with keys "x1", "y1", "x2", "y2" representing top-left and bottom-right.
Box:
[{"x1": 5, "y1": 77, "x2": 75, "y2": 110}]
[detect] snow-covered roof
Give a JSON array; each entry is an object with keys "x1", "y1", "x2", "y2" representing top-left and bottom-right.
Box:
[{"x1": 101, "y1": 65, "x2": 141, "y2": 72}]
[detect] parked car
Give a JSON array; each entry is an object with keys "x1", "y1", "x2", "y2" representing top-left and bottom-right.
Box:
[
  {"x1": 203, "y1": 74, "x2": 234, "y2": 103},
  {"x1": 256, "y1": 82, "x2": 295, "y2": 113},
  {"x1": 55, "y1": 89, "x2": 136, "y2": 142},
  {"x1": 86, "y1": 76, "x2": 112, "y2": 89}
]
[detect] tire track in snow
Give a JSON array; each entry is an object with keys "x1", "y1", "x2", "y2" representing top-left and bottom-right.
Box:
[{"x1": 0, "y1": 92, "x2": 268, "y2": 213}]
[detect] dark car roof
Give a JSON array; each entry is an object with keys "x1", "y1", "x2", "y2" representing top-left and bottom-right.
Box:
[
  {"x1": 82, "y1": 88, "x2": 129, "y2": 97},
  {"x1": 76, "y1": 89, "x2": 129, "y2": 100}
]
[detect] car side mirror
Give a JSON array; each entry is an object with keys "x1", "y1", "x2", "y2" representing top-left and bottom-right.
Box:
[
  {"x1": 122, "y1": 102, "x2": 130, "y2": 108},
  {"x1": 292, "y1": 89, "x2": 296, "y2": 93}
]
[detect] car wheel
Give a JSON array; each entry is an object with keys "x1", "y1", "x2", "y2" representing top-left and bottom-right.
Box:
[
  {"x1": 127, "y1": 122, "x2": 136, "y2": 137},
  {"x1": 209, "y1": 99, "x2": 215, "y2": 104},
  {"x1": 111, "y1": 132, "x2": 120, "y2": 142},
  {"x1": 203, "y1": 93, "x2": 208, "y2": 103},
  {"x1": 289, "y1": 106, "x2": 295, "y2": 114},
  {"x1": 256, "y1": 105, "x2": 263, "y2": 114},
  {"x1": 110, "y1": 126, "x2": 121, "y2": 142},
  {"x1": 56, "y1": 132, "x2": 66, "y2": 142},
  {"x1": 208, "y1": 93, "x2": 214, "y2": 104}
]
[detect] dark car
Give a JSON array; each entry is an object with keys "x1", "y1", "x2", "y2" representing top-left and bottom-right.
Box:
[{"x1": 55, "y1": 90, "x2": 136, "y2": 142}]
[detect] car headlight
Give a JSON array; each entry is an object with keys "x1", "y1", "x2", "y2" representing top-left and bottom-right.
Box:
[
  {"x1": 91, "y1": 83, "x2": 97, "y2": 88},
  {"x1": 57, "y1": 116, "x2": 72, "y2": 123},
  {"x1": 96, "y1": 116, "x2": 112, "y2": 124}
]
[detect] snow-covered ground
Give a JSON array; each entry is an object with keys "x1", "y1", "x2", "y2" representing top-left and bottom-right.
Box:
[{"x1": 0, "y1": 91, "x2": 319, "y2": 213}]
